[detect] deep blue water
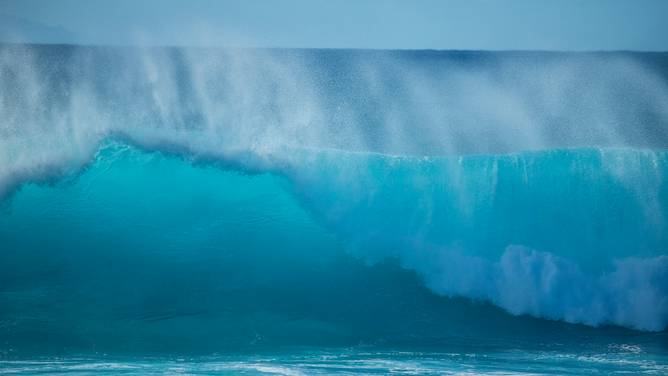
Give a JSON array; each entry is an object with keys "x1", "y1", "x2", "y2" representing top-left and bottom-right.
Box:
[{"x1": 1, "y1": 44, "x2": 668, "y2": 374}]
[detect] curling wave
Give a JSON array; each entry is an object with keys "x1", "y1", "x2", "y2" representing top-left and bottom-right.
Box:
[
  {"x1": 2, "y1": 139, "x2": 668, "y2": 333},
  {"x1": 1, "y1": 44, "x2": 668, "y2": 348}
]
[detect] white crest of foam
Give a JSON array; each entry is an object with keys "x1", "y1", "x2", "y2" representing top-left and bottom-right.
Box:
[{"x1": 420, "y1": 245, "x2": 668, "y2": 331}]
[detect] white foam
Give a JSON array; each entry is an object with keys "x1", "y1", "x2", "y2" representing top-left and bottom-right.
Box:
[{"x1": 420, "y1": 245, "x2": 668, "y2": 331}]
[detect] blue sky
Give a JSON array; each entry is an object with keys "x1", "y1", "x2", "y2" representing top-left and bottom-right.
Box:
[{"x1": 1, "y1": 0, "x2": 667, "y2": 50}]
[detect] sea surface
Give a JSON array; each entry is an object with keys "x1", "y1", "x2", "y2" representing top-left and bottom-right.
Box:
[{"x1": 1, "y1": 44, "x2": 667, "y2": 374}]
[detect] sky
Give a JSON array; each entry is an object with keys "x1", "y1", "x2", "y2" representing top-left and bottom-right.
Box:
[{"x1": 0, "y1": 0, "x2": 667, "y2": 51}]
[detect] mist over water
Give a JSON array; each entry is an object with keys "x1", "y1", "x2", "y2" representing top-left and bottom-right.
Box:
[
  {"x1": 2, "y1": 44, "x2": 668, "y2": 205},
  {"x1": 2, "y1": 44, "x2": 668, "y2": 157},
  {"x1": 1, "y1": 43, "x2": 668, "y2": 371}
]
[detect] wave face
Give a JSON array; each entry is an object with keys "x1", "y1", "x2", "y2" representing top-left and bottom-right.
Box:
[{"x1": 1, "y1": 44, "x2": 668, "y2": 358}]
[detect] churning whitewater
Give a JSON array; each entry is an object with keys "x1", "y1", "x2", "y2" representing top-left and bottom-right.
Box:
[{"x1": 1, "y1": 44, "x2": 668, "y2": 360}]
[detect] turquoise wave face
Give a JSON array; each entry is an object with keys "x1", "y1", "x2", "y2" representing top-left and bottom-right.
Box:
[
  {"x1": 285, "y1": 146, "x2": 668, "y2": 331},
  {"x1": 288, "y1": 147, "x2": 668, "y2": 269},
  {"x1": 1, "y1": 140, "x2": 667, "y2": 358}
]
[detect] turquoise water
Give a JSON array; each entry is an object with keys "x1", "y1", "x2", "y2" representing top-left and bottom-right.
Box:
[
  {"x1": 1, "y1": 45, "x2": 667, "y2": 374},
  {"x1": 2, "y1": 141, "x2": 667, "y2": 374},
  {"x1": 2, "y1": 349, "x2": 667, "y2": 375}
]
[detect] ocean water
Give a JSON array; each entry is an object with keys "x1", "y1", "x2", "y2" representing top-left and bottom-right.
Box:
[{"x1": 1, "y1": 44, "x2": 667, "y2": 374}]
